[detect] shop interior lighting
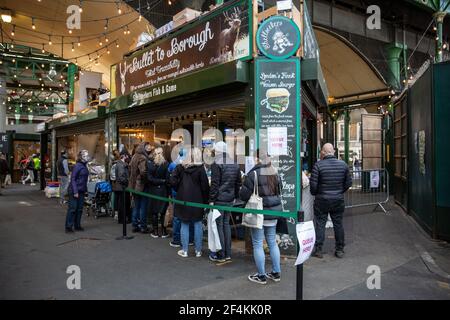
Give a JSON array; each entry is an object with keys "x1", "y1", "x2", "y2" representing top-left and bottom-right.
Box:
[{"x1": 1, "y1": 9, "x2": 12, "y2": 23}]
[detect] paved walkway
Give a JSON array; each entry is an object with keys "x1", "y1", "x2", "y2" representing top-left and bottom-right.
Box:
[{"x1": 0, "y1": 184, "x2": 449, "y2": 300}]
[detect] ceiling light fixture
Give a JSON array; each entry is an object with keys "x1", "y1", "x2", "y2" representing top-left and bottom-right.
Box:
[{"x1": 1, "y1": 10, "x2": 12, "y2": 23}]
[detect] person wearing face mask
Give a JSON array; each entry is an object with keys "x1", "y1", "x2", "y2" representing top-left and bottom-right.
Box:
[
  {"x1": 129, "y1": 142, "x2": 151, "y2": 233},
  {"x1": 65, "y1": 150, "x2": 90, "y2": 233}
]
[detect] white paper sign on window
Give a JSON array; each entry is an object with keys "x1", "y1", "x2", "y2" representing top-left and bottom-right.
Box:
[
  {"x1": 370, "y1": 171, "x2": 380, "y2": 188},
  {"x1": 267, "y1": 127, "x2": 288, "y2": 156}
]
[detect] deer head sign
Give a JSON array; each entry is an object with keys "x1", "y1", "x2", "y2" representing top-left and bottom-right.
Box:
[
  {"x1": 219, "y1": 7, "x2": 242, "y2": 57},
  {"x1": 119, "y1": 62, "x2": 127, "y2": 95}
]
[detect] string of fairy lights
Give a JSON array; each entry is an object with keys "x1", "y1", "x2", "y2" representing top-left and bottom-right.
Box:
[{"x1": 1, "y1": 0, "x2": 174, "y2": 68}]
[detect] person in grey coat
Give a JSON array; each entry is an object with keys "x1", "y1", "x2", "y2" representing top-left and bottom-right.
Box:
[{"x1": 310, "y1": 143, "x2": 352, "y2": 259}]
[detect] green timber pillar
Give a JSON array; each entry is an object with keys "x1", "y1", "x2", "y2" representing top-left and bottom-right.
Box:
[
  {"x1": 244, "y1": 63, "x2": 255, "y2": 256},
  {"x1": 434, "y1": 11, "x2": 447, "y2": 63},
  {"x1": 385, "y1": 43, "x2": 404, "y2": 90},
  {"x1": 344, "y1": 108, "x2": 350, "y2": 165}
]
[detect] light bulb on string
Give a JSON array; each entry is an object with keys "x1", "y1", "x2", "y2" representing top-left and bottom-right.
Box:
[
  {"x1": 41, "y1": 44, "x2": 45, "y2": 53},
  {"x1": 69, "y1": 29, "x2": 73, "y2": 34},
  {"x1": 78, "y1": 37, "x2": 81, "y2": 46},
  {"x1": 32, "y1": 17, "x2": 36, "y2": 30},
  {"x1": 48, "y1": 35, "x2": 52, "y2": 45},
  {"x1": 99, "y1": 38, "x2": 103, "y2": 46},
  {"x1": 79, "y1": 0, "x2": 83, "y2": 13},
  {"x1": 72, "y1": 43, "x2": 75, "y2": 52},
  {"x1": 11, "y1": 24, "x2": 15, "y2": 36},
  {"x1": 116, "y1": 41, "x2": 119, "y2": 48},
  {"x1": 117, "y1": 2, "x2": 122, "y2": 15},
  {"x1": 104, "y1": 19, "x2": 109, "y2": 30}
]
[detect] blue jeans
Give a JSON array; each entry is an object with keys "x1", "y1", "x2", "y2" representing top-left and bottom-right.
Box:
[
  {"x1": 132, "y1": 194, "x2": 148, "y2": 229},
  {"x1": 173, "y1": 216, "x2": 194, "y2": 244},
  {"x1": 181, "y1": 220, "x2": 203, "y2": 253},
  {"x1": 65, "y1": 192, "x2": 85, "y2": 229},
  {"x1": 250, "y1": 225, "x2": 281, "y2": 276}
]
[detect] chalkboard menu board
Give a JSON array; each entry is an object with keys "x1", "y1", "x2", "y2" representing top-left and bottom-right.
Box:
[{"x1": 255, "y1": 58, "x2": 301, "y2": 213}]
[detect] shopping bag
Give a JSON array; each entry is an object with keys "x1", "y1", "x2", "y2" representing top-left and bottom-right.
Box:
[
  {"x1": 208, "y1": 209, "x2": 222, "y2": 252},
  {"x1": 4, "y1": 174, "x2": 11, "y2": 186},
  {"x1": 164, "y1": 203, "x2": 174, "y2": 227},
  {"x1": 302, "y1": 185, "x2": 315, "y2": 222},
  {"x1": 242, "y1": 171, "x2": 264, "y2": 229}
]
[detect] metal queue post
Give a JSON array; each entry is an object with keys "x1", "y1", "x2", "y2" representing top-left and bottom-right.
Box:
[
  {"x1": 296, "y1": 210, "x2": 304, "y2": 300},
  {"x1": 116, "y1": 191, "x2": 134, "y2": 240}
]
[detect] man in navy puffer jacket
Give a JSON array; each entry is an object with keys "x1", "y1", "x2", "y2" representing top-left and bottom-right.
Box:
[
  {"x1": 310, "y1": 143, "x2": 352, "y2": 259},
  {"x1": 65, "y1": 150, "x2": 90, "y2": 233}
]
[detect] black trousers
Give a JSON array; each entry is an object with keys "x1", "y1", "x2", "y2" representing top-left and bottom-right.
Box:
[
  {"x1": 314, "y1": 198, "x2": 345, "y2": 251},
  {"x1": 152, "y1": 202, "x2": 169, "y2": 228},
  {"x1": 115, "y1": 191, "x2": 131, "y2": 224}
]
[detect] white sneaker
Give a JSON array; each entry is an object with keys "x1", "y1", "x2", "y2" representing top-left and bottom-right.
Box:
[
  {"x1": 30, "y1": 183, "x2": 36, "y2": 186},
  {"x1": 177, "y1": 250, "x2": 188, "y2": 258},
  {"x1": 22, "y1": 181, "x2": 25, "y2": 185},
  {"x1": 195, "y1": 251, "x2": 202, "y2": 258}
]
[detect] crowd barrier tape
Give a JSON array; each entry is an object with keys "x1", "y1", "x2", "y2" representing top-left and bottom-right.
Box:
[{"x1": 126, "y1": 188, "x2": 298, "y2": 220}]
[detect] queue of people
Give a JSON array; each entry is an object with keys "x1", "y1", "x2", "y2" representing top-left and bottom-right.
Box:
[{"x1": 60, "y1": 140, "x2": 352, "y2": 286}]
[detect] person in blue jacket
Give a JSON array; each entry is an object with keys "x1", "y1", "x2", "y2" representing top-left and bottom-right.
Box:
[{"x1": 65, "y1": 150, "x2": 90, "y2": 233}]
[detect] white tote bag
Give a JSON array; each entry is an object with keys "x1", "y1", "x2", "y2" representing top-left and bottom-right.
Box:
[
  {"x1": 208, "y1": 209, "x2": 222, "y2": 252},
  {"x1": 242, "y1": 171, "x2": 264, "y2": 229}
]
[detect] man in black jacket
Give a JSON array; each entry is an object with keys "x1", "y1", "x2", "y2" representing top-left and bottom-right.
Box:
[
  {"x1": 310, "y1": 143, "x2": 352, "y2": 259},
  {"x1": 209, "y1": 141, "x2": 242, "y2": 263}
]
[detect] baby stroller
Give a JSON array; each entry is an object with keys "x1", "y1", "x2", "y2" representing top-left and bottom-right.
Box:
[{"x1": 85, "y1": 180, "x2": 113, "y2": 219}]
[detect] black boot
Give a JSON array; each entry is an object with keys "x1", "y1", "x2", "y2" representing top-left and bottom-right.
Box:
[
  {"x1": 161, "y1": 227, "x2": 169, "y2": 238},
  {"x1": 312, "y1": 246, "x2": 323, "y2": 259},
  {"x1": 150, "y1": 225, "x2": 159, "y2": 238}
]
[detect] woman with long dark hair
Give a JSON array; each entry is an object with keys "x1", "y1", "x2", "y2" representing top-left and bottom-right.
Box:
[
  {"x1": 111, "y1": 149, "x2": 131, "y2": 224},
  {"x1": 239, "y1": 150, "x2": 283, "y2": 284}
]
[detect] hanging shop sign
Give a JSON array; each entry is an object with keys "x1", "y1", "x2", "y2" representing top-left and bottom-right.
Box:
[
  {"x1": 256, "y1": 15, "x2": 301, "y2": 60},
  {"x1": 255, "y1": 58, "x2": 301, "y2": 213},
  {"x1": 112, "y1": 0, "x2": 251, "y2": 98}
]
